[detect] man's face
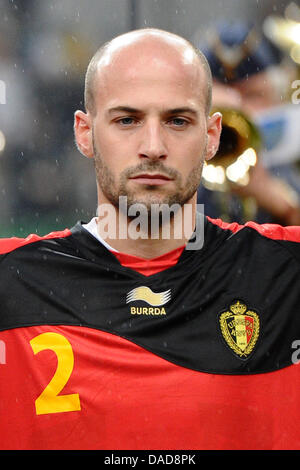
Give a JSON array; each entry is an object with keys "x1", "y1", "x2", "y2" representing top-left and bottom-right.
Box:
[{"x1": 88, "y1": 38, "x2": 214, "y2": 211}]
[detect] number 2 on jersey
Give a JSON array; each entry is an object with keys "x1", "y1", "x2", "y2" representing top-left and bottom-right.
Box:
[{"x1": 30, "y1": 332, "x2": 81, "y2": 415}]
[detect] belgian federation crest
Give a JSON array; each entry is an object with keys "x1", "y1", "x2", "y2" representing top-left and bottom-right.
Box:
[{"x1": 219, "y1": 301, "x2": 260, "y2": 359}]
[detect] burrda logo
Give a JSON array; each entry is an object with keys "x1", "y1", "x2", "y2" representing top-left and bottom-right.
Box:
[{"x1": 126, "y1": 286, "x2": 171, "y2": 316}]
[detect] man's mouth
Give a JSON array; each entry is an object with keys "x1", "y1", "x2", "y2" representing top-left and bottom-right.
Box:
[{"x1": 129, "y1": 174, "x2": 173, "y2": 185}]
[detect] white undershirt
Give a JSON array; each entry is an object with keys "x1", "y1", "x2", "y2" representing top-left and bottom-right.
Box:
[{"x1": 82, "y1": 217, "x2": 119, "y2": 252}]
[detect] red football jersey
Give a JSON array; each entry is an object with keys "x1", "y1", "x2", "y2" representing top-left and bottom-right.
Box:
[{"x1": 0, "y1": 218, "x2": 299, "y2": 449}]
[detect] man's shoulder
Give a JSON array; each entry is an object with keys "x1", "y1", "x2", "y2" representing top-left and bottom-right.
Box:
[
  {"x1": 207, "y1": 216, "x2": 300, "y2": 264},
  {"x1": 207, "y1": 216, "x2": 300, "y2": 243},
  {"x1": 0, "y1": 228, "x2": 72, "y2": 256}
]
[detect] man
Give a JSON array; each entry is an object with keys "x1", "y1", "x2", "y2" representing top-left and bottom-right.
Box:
[{"x1": 0, "y1": 28, "x2": 299, "y2": 450}]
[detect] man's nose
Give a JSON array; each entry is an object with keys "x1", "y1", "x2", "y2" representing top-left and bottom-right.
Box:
[{"x1": 138, "y1": 120, "x2": 168, "y2": 161}]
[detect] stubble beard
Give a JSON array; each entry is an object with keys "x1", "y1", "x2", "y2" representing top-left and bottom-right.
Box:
[{"x1": 92, "y1": 135, "x2": 205, "y2": 218}]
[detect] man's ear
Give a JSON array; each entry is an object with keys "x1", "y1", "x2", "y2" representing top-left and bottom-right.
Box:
[
  {"x1": 205, "y1": 112, "x2": 222, "y2": 162},
  {"x1": 74, "y1": 110, "x2": 94, "y2": 158}
]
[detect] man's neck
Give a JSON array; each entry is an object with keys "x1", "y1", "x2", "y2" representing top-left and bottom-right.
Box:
[{"x1": 95, "y1": 199, "x2": 197, "y2": 259}]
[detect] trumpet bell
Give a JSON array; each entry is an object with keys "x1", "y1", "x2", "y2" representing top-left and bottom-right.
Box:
[{"x1": 202, "y1": 107, "x2": 261, "y2": 191}]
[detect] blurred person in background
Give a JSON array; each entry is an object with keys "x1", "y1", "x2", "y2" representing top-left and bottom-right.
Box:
[{"x1": 195, "y1": 19, "x2": 300, "y2": 225}]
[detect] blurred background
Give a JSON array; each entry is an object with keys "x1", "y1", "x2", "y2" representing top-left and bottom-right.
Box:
[{"x1": 0, "y1": 0, "x2": 299, "y2": 236}]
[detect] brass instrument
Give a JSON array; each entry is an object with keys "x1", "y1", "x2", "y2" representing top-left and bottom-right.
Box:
[
  {"x1": 202, "y1": 2, "x2": 300, "y2": 194},
  {"x1": 202, "y1": 107, "x2": 261, "y2": 192}
]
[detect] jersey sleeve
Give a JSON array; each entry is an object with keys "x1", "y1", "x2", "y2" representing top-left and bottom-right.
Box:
[
  {"x1": 0, "y1": 229, "x2": 72, "y2": 257},
  {"x1": 245, "y1": 222, "x2": 300, "y2": 264},
  {"x1": 244, "y1": 221, "x2": 300, "y2": 243},
  {"x1": 207, "y1": 217, "x2": 300, "y2": 264}
]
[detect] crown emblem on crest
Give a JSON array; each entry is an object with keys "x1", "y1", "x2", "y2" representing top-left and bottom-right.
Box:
[
  {"x1": 219, "y1": 300, "x2": 260, "y2": 360},
  {"x1": 230, "y1": 301, "x2": 247, "y2": 315}
]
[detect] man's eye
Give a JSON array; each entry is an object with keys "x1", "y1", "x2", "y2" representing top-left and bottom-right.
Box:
[
  {"x1": 168, "y1": 118, "x2": 188, "y2": 127},
  {"x1": 117, "y1": 117, "x2": 136, "y2": 125}
]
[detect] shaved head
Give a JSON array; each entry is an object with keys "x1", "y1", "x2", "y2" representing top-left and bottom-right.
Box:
[
  {"x1": 74, "y1": 25, "x2": 222, "y2": 241},
  {"x1": 84, "y1": 28, "x2": 212, "y2": 116}
]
